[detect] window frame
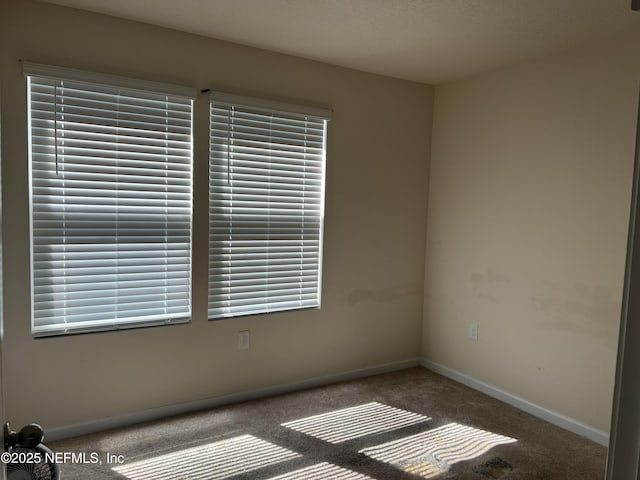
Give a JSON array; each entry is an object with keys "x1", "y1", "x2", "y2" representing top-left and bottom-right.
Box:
[
  {"x1": 24, "y1": 63, "x2": 197, "y2": 337},
  {"x1": 207, "y1": 92, "x2": 331, "y2": 320}
]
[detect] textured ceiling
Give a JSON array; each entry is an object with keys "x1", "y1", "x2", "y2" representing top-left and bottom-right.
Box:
[{"x1": 40, "y1": 0, "x2": 640, "y2": 84}]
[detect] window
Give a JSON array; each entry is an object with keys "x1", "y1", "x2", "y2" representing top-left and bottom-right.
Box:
[
  {"x1": 25, "y1": 63, "x2": 195, "y2": 337},
  {"x1": 208, "y1": 93, "x2": 330, "y2": 319}
]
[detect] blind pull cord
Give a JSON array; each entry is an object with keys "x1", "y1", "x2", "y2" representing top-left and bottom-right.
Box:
[
  {"x1": 227, "y1": 106, "x2": 233, "y2": 186},
  {"x1": 54, "y1": 81, "x2": 59, "y2": 176}
]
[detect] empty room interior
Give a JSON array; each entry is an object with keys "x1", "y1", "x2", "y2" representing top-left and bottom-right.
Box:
[{"x1": 1, "y1": 0, "x2": 640, "y2": 479}]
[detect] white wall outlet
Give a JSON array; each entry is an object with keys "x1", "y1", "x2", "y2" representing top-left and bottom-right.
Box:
[
  {"x1": 238, "y1": 330, "x2": 250, "y2": 350},
  {"x1": 469, "y1": 323, "x2": 478, "y2": 341}
]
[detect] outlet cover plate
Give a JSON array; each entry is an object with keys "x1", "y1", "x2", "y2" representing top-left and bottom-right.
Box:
[
  {"x1": 469, "y1": 323, "x2": 478, "y2": 341},
  {"x1": 238, "y1": 330, "x2": 250, "y2": 349}
]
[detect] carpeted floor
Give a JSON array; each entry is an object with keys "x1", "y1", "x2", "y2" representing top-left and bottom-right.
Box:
[{"x1": 49, "y1": 367, "x2": 607, "y2": 479}]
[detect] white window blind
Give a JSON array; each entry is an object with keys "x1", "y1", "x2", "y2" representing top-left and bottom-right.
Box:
[
  {"x1": 208, "y1": 93, "x2": 330, "y2": 319},
  {"x1": 25, "y1": 63, "x2": 195, "y2": 337}
]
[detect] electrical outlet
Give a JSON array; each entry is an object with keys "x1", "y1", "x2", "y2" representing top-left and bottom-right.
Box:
[
  {"x1": 238, "y1": 330, "x2": 250, "y2": 350},
  {"x1": 469, "y1": 323, "x2": 478, "y2": 341}
]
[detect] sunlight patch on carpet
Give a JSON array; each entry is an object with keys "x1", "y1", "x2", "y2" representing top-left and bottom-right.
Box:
[
  {"x1": 266, "y1": 462, "x2": 374, "y2": 480},
  {"x1": 359, "y1": 422, "x2": 517, "y2": 478},
  {"x1": 113, "y1": 434, "x2": 300, "y2": 480},
  {"x1": 281, "y1": 402, "x2": 430, "y2": 443}
]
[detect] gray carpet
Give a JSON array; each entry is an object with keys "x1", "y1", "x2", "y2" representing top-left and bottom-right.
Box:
[{"x1": 48, "y1": 367, "x2": 607, "y2": 479}]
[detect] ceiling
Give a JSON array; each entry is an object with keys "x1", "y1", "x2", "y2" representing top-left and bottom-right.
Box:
[{"x1": 40, "y1": 0, "x2": 640, "y2": 84}]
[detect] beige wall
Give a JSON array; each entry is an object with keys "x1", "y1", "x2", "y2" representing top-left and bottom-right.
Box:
[
  {"x1": 0, "y1": 0, "x2": 432, "y2": 430},
  {"x1": 424, "y1": 33, "x2": 640, "y2": 432}
]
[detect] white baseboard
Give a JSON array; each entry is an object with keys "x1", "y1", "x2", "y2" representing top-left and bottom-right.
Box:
[
  {"x1": 46, "y1": 357, "x2": 421, "y2": 441},
  {"x1": 421, "y1": 358, "x2": 609, "y2": 446}
]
